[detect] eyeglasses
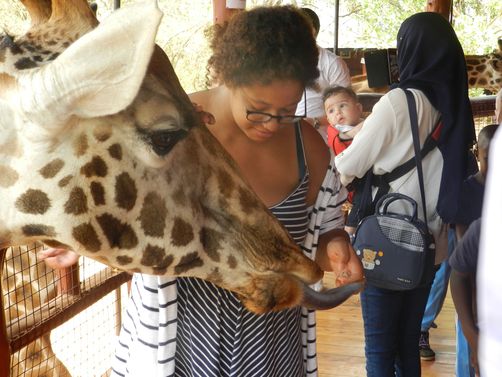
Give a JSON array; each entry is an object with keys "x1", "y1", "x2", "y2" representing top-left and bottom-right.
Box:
[{"x1": 245, "y1": 91, "x2": 307, "y2": 124}]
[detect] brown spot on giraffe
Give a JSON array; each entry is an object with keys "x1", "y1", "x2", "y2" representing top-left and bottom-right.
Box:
[
  {"x1": 73, "y1": 133, "x2": 89, "y2": 157},
  {"x1": 0, "y1": 165, "x2": 19, "y2": 187},
  {"x1": 172, "y1": 186, "x2": 187, "y2": 207},
  {"x1": 116, "y1": 255, "x2": 133, "y2": 265},
  {"x1": 115, "y1": 172, "x2": 137, "y2": 210},
  {"x1": 238, "y1": 186, "x2": 260, "y2": 214},
  {"x1": 139, "y1": 192, "x2": 167, "y2": 237},
  {"x1": 80, "y1": 156, "x2": 107, "y2": 177},
  {"x1": 171, "y1": 217, "x2": 194, "y2": 247},
  {"x1": 227, "y1": 255, "x2": 237, "y2": 269},
  {"x1": 92, "y1": 123, "x2": 112, "y2": 142},
  {"x1": 140, "y1": 244, "x2": 174, "y2": 270},
  {"x1": 22, "y1": 224, "x2": 56, "y2": 237},
  {"x1": 199, "y1": 227, "x2": 223, "y2": 262},
  {"x1": 58, "y1": 175, "x2": 73, "y2": 187},
  {"x1": 15, "y1": 57, "x2": 37, "y2": 70},
  {"x1": 64, "y1": 187, "x2": 88, "y2": 215},
  {"x1": 175, "y1": 251, "x2": 203, "y2": 274},
  {"x1": 108, "y1": 143, "x2": 122, "y2": 160},
  {"x1": 96, "y1": 213, "x2": 138, "y2": 249},
  {"x1": 72, "y1": 223, "x2": 101, "y2": 252},
  {"x1": 39, "y1": 159, "x2": 64, "y2": 178},
  {"x1": 43, "y1": 239, "x2": 71, "y2": 249},
  {"x1": 15, "y1": 189, "x2": 51, "y2": 214},
  {"x1": 90, "y1": 181, "x2": 105, "y2": 205},
  {"x1": 216, "y1": 168, "x2": 234, "y2": 198},
  {"x1": 0, "y1": 134, "x2": 22, "y2": 157}
]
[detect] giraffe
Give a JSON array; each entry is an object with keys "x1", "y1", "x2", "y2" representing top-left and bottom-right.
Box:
[
  {"x1": 465, "y1": 39, "x2": 502, "y2": 94},
  {"x1": 3, "y1": 245, "x2": 71, "y2": 376},
  {"x1": 0, "y1": 0, "x2": 361, "y2": 316}
]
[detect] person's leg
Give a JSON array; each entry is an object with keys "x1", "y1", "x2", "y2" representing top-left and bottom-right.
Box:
[
  {"x1": 360, "y1": 285, "x2": 403, "y2": 377},
  {"x1": 456, "y1": 317, "x2": 476, "y2": 377},
  {"x1": 419, "y1": 228, "x2": 455, "y2": 359},
  {"x1": 396, "y1": 285, "x2": 432, "y2": 377}
]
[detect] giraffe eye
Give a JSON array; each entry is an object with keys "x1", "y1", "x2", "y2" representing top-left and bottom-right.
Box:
[{"x1": 149, "y1": 129, "x2": 188, "y2": 156}]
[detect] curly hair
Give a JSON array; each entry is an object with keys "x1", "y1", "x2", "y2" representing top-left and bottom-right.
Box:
[{"x1": 206, "y1": 6, "x2": 319, "y2": 88}]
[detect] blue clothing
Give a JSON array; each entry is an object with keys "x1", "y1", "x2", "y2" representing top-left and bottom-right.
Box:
[
  {"x1": 421, "y1": 228, "x2": 455, "y2": 332},
  {"x1": 454, "y1": 175, "x2": 484, "y2": 226},
  {"x1": 360, "y1": 283, "x2": 432, "y2": 377}
]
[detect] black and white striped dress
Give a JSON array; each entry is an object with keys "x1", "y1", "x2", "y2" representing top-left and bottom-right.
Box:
[{"x1": 111, "y1": 127, "x2": 347, "y2": 377}]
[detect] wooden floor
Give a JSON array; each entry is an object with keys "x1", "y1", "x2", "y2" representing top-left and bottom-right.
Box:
[{"x1": 316, "y1": 275, "x2": 456, "y2": 377}]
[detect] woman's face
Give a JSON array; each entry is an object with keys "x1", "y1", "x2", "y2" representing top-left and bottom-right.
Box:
[{"x1": 229, "y1": 79, "x2": 304, "y2": 142}]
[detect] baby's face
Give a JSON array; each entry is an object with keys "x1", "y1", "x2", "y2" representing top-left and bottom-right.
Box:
[{"x1": 324, "y1": 93, "x2": 362, "y2": 126}]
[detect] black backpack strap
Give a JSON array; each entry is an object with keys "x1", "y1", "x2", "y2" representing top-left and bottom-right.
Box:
[{"x1": 404, "y1": 89, "x2": 428, "y2": 226}]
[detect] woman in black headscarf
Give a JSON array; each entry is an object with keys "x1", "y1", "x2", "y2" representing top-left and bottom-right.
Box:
[{"x1": 336, "y1": 12, "x2": 475, "y2": 377}]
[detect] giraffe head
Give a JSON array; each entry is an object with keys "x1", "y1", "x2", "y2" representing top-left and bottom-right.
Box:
[{"x1": 0, "y1": 0, "x2": 359, "y2": 314}]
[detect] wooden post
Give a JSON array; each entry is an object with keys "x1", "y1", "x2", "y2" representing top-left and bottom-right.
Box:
[
  {"x1": 0, "y1": 249, "x2": 11, "y2": 377},
  {"x1": 212, "y1": 0, "x2": 245, "y2": 25},
  {"x1": 426, "y1": 0, "x2": 452, "y2": 22}
]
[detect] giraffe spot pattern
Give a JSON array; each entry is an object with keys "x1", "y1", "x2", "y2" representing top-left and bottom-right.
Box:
[
  {"x1": 73, "y1": 134, "x2": 88, "y2": 157},
  {"x1": 15, "y1": 189, "x2": 51, "y2": 214},
  {"x1": 227, "y1": 255, "x2": 237, "y2": 269},
  {"x1": 139, "y1": 192, "x2": 167, "y2": 237},
  {"x1": 199, "y1": 227, "x2": 222, "y2": 262},
  {"x1": 116, "y1": 255, "x2": 133, "y2": 265},
  {"x1": 58, "y1": 175, "x2": 73, "y2": 187},
  {"x1": 171, "y1": 217, "x2": 194, "y2": 247},
  {"x1": 216, "y1": 168, "x2": 234, "y2": 199},
  {"x1": 238, "y1": 186, "x2": 259, "y2": 215},
  {"x1": 39, "y1": 159, "x2": 64, "y2": 178},
  {"x1": 115, "y1": 172, "x2": 137, "y2": 210},
  {"x1": 93, "y1": 123, "x2": 112, "y2": 142},
  {"x1": 108, "y1": 144, "x2": 122, "y2": 160},
  {"x1": 174, "y1": 251, "x2": 203, "y2": 275},
  {"x1": 22, "y1": 224, "x2": 56, "y2": 237},
  {"x1": 80, "y1": 156, "x2": 108, "y2": 177},
  {"x1": 64, "y1": 187, "x2": 88, "y2": 215},
  {"x1": 90, "y1": 182, "x2": 106, "y2": 206},
  {"x1": 14, "y1": 57, "x2": 37, "y2": 70},
  {"x1": 0, "y1": 165, "x2": 19, "y2": 187},
  {"x1": 172, "y1": 186, "x2": 187, "y2": 207},
  {"x1": 43, "y1": 239, "x2": 71, "y2": 249},
  {"x1": 140, "y1": 244, "x2": 174, "y2": 271},
  {"x1": 96, "y1": 213, "x2": 138, "y2": 249},
  {"x1": 72, "y1": 223, "x2": 101, "y2": 253}
]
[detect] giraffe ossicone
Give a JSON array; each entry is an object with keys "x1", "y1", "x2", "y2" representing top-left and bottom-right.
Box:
[{"x1": 0, "y1": 0, "x2": 357, "y2": 314}]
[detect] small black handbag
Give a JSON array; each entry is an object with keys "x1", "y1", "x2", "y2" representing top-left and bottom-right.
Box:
[{"x1": 352, "y1": 89, "x2": 436, "y2": 290}]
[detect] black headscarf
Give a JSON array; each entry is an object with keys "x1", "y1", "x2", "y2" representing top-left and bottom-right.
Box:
[{"x1": 395, "y1": 12, "x2": 476, "y2": 223}]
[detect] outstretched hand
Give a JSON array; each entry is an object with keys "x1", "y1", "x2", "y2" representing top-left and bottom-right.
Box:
[
  {"x1": 326, "y1": 235, "x2": 364, "y2": 287},
  {"x1": 37, "y1": 248, "x2": 80, "y2": 269}
]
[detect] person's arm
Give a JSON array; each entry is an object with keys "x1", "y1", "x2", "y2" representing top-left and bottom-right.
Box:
[
  {"x1": 450, "y1": 269, "x2": 479, "y2": 373},
  {"x1": 316, "y1": 229, "x2": 364, "y2": 286}
]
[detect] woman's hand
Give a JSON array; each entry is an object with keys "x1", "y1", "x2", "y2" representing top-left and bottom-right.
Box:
[
  {"x1": 192, "y1": 102, "x2": 215, "y2": 125},
  {"x1": 37, "y1": 248, "x2": 80, "y2": 269},
  {"x1": 326, "y1": 235, "x2": 364, "y2": 287}
]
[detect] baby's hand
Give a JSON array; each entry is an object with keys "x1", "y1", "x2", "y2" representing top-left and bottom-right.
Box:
[{"x1": 326, "y1": 236, "x2": 364, "y2": 287}]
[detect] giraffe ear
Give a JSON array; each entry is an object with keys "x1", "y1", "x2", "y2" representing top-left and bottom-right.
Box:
[{"x1": 15, "y1": 0, "x2": 162, "y2": 131}]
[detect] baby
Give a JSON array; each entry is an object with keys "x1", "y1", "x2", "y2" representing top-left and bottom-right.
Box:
[
  {"x1": 323, "y1": 86, "x2": 365, "y2": 235},
  {"x1": 323, "y1": 86, "x2": 364, "y2": 156}
]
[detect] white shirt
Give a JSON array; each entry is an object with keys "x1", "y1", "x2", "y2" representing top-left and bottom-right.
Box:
[
  {"x1": 478, "y1": 127, "x2": 502, "y2": 376},
  {"x1": 335, "y1": 88, "x2": 447, "y2": 262},
  {"x1": 296, "y1": 46, "x2": 351, "y2": 118}
]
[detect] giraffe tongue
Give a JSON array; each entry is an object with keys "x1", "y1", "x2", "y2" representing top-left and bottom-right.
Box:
[{"x1": 300, "y1": 281, "x2": 364, "y2": 310}]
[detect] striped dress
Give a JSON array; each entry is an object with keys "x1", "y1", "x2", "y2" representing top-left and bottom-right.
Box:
[{"x1": 111, "y1": 126, "x2": 347, "y2": 377}]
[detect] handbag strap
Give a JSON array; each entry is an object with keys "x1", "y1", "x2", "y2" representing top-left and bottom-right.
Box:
[{"x1": 404, "y1": 89, "x2": 428, "y2": 227}]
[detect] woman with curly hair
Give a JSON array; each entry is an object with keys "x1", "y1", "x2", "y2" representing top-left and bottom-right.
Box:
[{"x1": 111, "y1": 6, "x2": 363, "y2": 377}]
